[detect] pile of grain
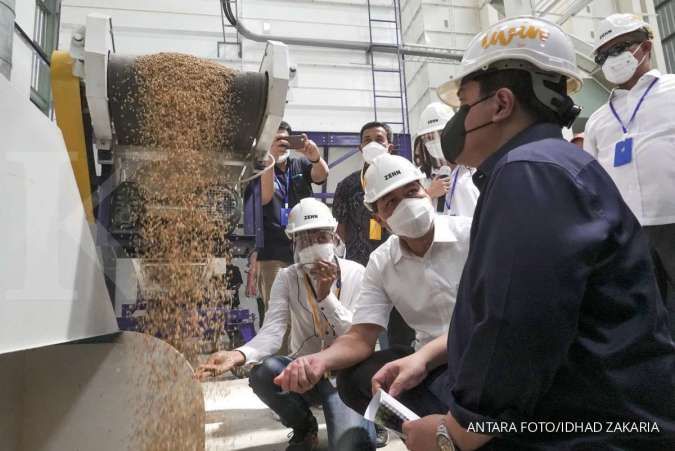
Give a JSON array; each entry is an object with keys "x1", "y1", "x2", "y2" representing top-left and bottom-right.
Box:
[{"x1": 123, "y1": 52, "x2": 243, "y2": 450}]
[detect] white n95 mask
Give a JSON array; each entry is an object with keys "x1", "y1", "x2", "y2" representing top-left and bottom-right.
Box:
[
  {"x1": 296, "y1": 243, "x2": 335, "y2": 266},
  {"x1": 386, "y1": 197, "x2": 435, "y2": 239},
  {"x1": 602, "y1": 45, "x2": 645, "y2": 85},
  {"x1": 362, "y1": 141, "x2": 388, "y2": 164},
  {"x1": 424, "y1": 138, "x2": 445, "y2": 160}
]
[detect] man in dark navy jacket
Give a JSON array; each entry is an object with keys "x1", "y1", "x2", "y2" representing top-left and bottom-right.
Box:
[{"x1": 367, "y1": 16, "x2": 675, "y2": 451}]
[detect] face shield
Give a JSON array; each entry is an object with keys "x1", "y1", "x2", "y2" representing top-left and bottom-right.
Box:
[
  {"x1": 292, "y1": 229, "x2": 337, "y2": 268},
  {"x1": 421, "y1": 131, "x2": 444, "y2": 160}
]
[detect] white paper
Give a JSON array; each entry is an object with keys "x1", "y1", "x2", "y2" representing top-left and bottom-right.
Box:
[{"x1": 364, "y1": 389, "x2": 420, "y2": 433}]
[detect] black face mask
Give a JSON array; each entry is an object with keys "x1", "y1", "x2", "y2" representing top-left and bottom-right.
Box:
[{"x1": 441, "y1": 93, "x2": 496, "y2": 164}]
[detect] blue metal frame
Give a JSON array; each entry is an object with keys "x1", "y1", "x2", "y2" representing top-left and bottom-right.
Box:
[
  {"x1": 243, "y1": 178, "x2": 264, "y2": 248},
  {"x1": 299, "y1": 131, "x2": 411, "y2": 205},
  {"x1": 300, "y1": 131, "x2": 411, "y2": 160}
]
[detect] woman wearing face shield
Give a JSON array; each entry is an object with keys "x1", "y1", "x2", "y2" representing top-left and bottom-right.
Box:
[
  {"x1": 415, "y1": 102, "x2": 479, "y2": 218},
  {"x1": 196, "y1": 198, "x2": 376, "y2": 451}
]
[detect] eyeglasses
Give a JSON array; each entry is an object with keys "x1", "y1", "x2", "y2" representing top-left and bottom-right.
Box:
[{"x1": 594, "y1": 41, "x2": 642, "y2": 66}]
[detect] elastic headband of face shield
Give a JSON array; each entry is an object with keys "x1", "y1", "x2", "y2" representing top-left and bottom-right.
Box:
[{"x1": 464, "y1": 60, "x2": 582, "y2": 129}]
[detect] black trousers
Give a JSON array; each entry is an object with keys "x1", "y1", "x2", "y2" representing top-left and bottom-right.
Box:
[
  {"x1": 387, "y1": 308, "x2": 416, "y2": 348},
  {"x1": 336, "y1": 345, "x2": 449, "y2": 419},
  {"x1": 645, "y1": 223, "x2": 675, "y2": 338}
]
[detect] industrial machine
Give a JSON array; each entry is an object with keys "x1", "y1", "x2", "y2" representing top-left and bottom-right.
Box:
[
  {"x1": 50, "y1": 13, "x2": 291, "y2": 345},
  {"x1": 0, "y1": 13, "x2": 291, "y2": 450},
  {"x1": 0, "y1": 66, "x2": 205, "y2": 451},
  {"x1": 63, "y1": 14, "x2": 289, "y2": 246}
]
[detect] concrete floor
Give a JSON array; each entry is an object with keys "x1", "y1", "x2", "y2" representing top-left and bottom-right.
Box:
[
  {"x1": 202, "y1": 377, "x2": 407, "y2": 451},
  {"x1": 202, "y1": 262, "x2": 406, "y2": 450}
]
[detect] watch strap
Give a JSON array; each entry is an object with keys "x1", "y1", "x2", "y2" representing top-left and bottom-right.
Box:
[{"x1": 436, "y1": 421, "x2": 456, "y2": 451}]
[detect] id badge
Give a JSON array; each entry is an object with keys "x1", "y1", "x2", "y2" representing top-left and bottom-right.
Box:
[
  {"x1": 369, "y1": 218, "x2": 382, "y2": 241},
  {"x1": 280, "y1": 207, "x2": 290, "y2": 226},
  {"x1": 613, "y1": 137, "x2": 633, "y2": 167}
]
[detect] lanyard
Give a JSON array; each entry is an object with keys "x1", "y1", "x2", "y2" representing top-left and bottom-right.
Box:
[
  {"x1": 275, "y1": 165, "x2": 292, "y2": 207},
  {"x1": 303, "y1": 275, "x2": 327, "y2": 342},
  {"x1": 302, "y1": 259, "x2": 341, "y2": 352},
  {"x1": 303, "y1": 257, "x2": 342, "y2": 301},
  {"x1": 444, "y1": 167, "x2": 461, "y2": 212},
  {"x1": 608, "y1": 78, "x2": 658, "y2": 134}
]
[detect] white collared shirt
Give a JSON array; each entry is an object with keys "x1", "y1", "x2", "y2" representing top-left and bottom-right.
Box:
[
  {"x1": 237, "y1": 258, "x2": 364, "y2": 363},
  {"x1": 584, "y1": 69, "x2": 675, "y2": 226},
  {"x1": 442, "y1": 166, "x2": 479, "y2": 217},
  {"x1": 424, "y1": 166, "x2": 480, "y2": 217},
  {"x1": 352, "y1": 214, "x2": 472, "y2": 349}
]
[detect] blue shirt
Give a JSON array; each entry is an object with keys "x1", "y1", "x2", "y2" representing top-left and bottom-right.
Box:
[
  {"x1": 256, "y1": 157, "x2": 318, "y2": 263},
  {"x1": 446, "y1": 123, "x2": 675, "y2": 450}
]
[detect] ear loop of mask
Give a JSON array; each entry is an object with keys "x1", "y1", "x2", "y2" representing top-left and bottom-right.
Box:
[
  {"x1": 462, "y1": 92, "x2": 498, "y2": 135},
  {"x1": 633, "y1": 42, "x2": 649, "y2": 68}
]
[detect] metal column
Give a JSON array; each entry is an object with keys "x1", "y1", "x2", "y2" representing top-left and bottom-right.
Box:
[{"x1": 0, "y1": 0, "x2": 15, "y2": 80}]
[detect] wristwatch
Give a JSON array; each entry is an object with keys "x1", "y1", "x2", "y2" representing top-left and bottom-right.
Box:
[{"x1": 436, "y1": 420, "x2": 456, "y2": 451}]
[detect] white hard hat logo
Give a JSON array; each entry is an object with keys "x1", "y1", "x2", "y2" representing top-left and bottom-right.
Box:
[
  {"x1": 384, "y1": 170, "x2": 402, "y2": 181},
  {"x1": 481, "y1": 25, "x2": 550, "y2": 50},
  {"x1": 304, "y1": 214, "x2": 318, "y2": 220}
]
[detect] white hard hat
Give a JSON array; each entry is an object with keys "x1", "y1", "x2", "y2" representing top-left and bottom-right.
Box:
[
  {"x1": 437, "y1": 16, "x2": 582, "y2": 107},
  {"x1": 593, "y1": 14, "x2": 652, "y2": 53},
  {"x1": 285, "y1": 198, "x2": 338, "y2": 238},
  {"x1": 363, "y1": 154, "x2": 425, "y2": 210},
  {"x1": 415, "y1": 102, "x2": 455, "y2": 139}
]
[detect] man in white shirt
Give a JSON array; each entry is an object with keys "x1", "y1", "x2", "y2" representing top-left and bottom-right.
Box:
[
  {"x1": 196, "y1": 198, "x2": 375, "y2": 451},
  {"x1": 415, "y1": 102, "x2": 480, "y2": 218},
  {"x1": 273, "y1": 154, "x2": 471, "y2": 420},
  {"x1": 584, "y1": 13, "x2": 675, "y2": 335}
]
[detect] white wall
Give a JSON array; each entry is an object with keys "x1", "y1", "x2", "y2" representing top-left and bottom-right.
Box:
[{"x1": 9, "y1": 0, "x2": 38, "y2": 101}]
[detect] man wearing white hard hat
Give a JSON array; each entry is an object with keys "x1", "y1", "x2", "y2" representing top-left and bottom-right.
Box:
[
  {"x1": 333, "y1": 121, "x2": 416, "y2": 355},
  {"x1": 358, "y1": 16, "x2": 671, "y2": 451},
  {"x1": 196, "y1": 198, "x2": 376, "y2": 451},
  {"x1": 584, "y1": 13, "x2": 675, "y2": 336},
  {"x1": 415, "y1": 102, "x2": 479, "y2": 217},
  {"x1": 274, "y1": 154, "x2": 472, "y2": 440}
]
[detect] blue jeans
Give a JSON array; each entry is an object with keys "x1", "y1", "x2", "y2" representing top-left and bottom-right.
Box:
[{"x1": 249, "y1": 356, "x2": 376, "y2": 451}]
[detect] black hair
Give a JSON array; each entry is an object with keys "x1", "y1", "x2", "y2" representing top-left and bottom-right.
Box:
[
  {"x1": 278, "y1": 121, "x2": 292, "y2": 134},
  {"x1": 360, "y1": 121, "x2": 393, "y2": 144},
  {"x1": 413, "y1": 136, "x2": 434, "y2": 179},
  {"x1": 473, "y1": 69, "x2": 566, "y2": 125}
]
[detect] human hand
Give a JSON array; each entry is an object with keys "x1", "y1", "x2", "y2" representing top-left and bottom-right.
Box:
[
  {"x1": 297, "y1": 134, "x2": 321, "y2": 162},
  {"x1": 270, "y1": 132, "x2": 291, "y2": 161},
  {"x1": 426, "y1": 175, "x2": 451, "y2": 199},
  {"x1": 273, "y1": 354, "x2": 327, "y2": 393},
  {"x1": 194, "y1": 350, "x2": 245, "y2": 381},
  {"x1": 371, "y1": 352, "x2": 428, "y2": 398},
  {"x1": 308, "y1": 260, "x2": 338, "y2": 301},
  {"x1": 403, "y1": 414, "x2": 446, "y2": 451}
]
